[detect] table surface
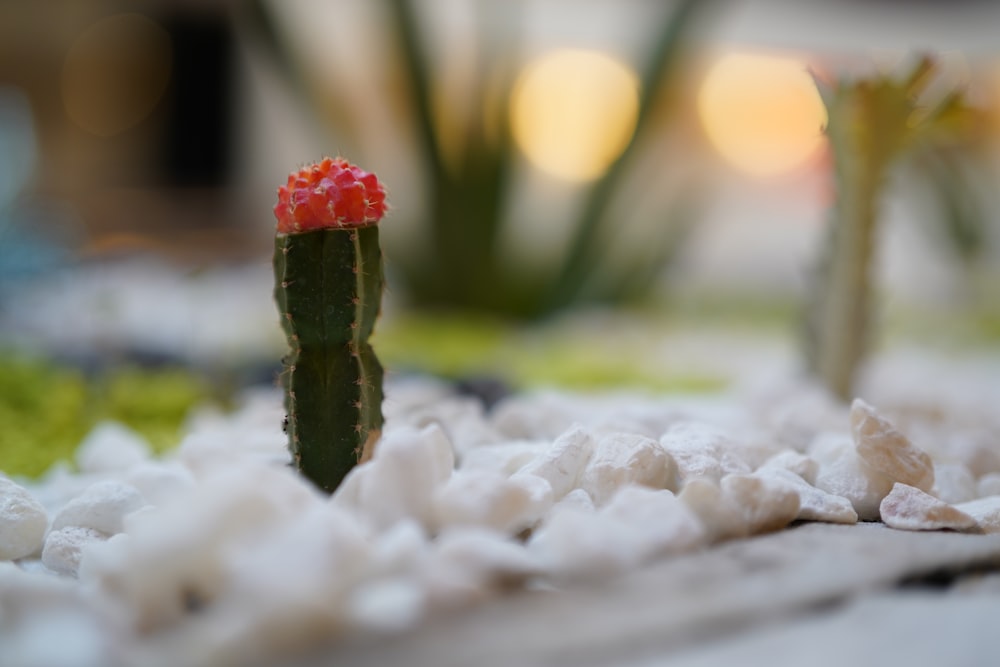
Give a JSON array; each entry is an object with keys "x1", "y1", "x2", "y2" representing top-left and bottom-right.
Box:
[{"x1": 292, "y1": 523, "x2": 1000, "y2": 667}]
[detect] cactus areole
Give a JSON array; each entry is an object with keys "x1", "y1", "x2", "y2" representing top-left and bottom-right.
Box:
[{"x1": 273, "y1": 157, "x2": 388, "y2": 493}]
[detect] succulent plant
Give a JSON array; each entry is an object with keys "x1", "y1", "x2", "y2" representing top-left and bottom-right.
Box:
[
  {"x1": 804, "y1": 57, "x2": 978, "y2": 400},
  {"x1": 273, "y1": 157, "x2": 388, "y2": 493}
]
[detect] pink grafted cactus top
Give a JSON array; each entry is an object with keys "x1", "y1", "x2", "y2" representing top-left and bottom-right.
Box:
[{"x1": 274, "y1": 157, "x2": 387, "y2": 234}]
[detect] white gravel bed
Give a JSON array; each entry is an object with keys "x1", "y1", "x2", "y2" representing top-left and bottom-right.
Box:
[{"x1": 2, "y1": 357, "x2": 1000, "y2": 666}]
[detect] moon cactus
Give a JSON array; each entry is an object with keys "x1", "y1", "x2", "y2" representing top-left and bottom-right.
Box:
[{"x1": 273, "y1": 157, "x2": 388, "y2": 493}]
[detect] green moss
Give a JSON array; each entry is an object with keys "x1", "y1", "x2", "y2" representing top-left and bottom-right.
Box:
[
  {"x1": 0, "y1": 354, "x2": 209, "y2": 478},
  {"x1": 0, "y1": 357, "x2": 89, "y2": 478},
  {"x1": 94, "y1": 367, "x2": 208, "y2": 454},
  {"x1": 378, "y1": 313, "x2": 725, "y2": 393},
  {"x1": 378, "y1": 313, "x2": 511, "y2": 378}
]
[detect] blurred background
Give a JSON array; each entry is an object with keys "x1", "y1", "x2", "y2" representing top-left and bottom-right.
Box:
[{"x1": 0, "y1": 0, "x2": 998, "y2": 474}]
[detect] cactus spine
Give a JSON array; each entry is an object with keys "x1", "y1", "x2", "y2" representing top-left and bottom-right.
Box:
[{"x1": 272, "y1": 158, "x2": 388, "y2": 493}]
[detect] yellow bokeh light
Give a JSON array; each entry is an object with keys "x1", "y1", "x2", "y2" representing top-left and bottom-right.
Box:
[
  {"x1": 510, "y1": 49, "x2": 639, "y2": 182},
  {"x1": 698, "y1": 52, "x2": 827, "y2": 177}
]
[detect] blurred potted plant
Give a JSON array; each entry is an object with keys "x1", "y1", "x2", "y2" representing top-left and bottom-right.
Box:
[
  {"x1": 242, "y1": 0, "x2": 712, "y2": 319},
  {"x1": 803, "y1": 56, "x2": 989, "y2": 400}
]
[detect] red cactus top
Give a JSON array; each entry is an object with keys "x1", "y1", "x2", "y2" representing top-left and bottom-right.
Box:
[{"x1": 274, "y1": 157, "x2": 388, "y2": 234}]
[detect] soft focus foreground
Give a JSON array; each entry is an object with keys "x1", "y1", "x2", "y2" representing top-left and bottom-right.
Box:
[{"x1": 2, "y1": 359, "x2": 1000, "y2": 665}]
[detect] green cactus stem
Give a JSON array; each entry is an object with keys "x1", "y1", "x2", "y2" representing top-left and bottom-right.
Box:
[
  {"x1": 273, "y1": 157, "x2": 388, "y2": 493},
  {"x1": 804, "y1": 57, "x2": 976, "y2": 400}
]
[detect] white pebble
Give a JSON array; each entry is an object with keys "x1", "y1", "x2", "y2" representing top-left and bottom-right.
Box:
[
  {"x1": 976, "y1": 474, "x2": 1000, "y2": 499},
  {"x1": 580, "y1": 433, "x2": 676, "y2": 506},
  {"x1": 879, "y1": 483, "x2": 977, "y2": 531},
  {"x1": 946, "y1": 430, "x2": 1000, "y2": 479},
  {"x1": 85, "y1": 462, "x2": 321, "y2": 632},
  {"x1": 367, "y1": 520, "x2": 429, "y2": 577},
  {"x1": 930, "y1": 463, "x2": 977, "y2": 505},
  {"x1": 433, "y1": 470, "x2": 541, "y2": 534},
  {"x1": 516, "y1": 425, "x2": 595, "y2": 500},
  {"x1": 51, "y1": 480, "x2": 145, "y2": 536},
  {"x1": 219, "y1": 503, "x2": 374, "y2": 645},
  {"x1": 75, "y1": 421, "x2": 151, "y2": 474},
  {"x1": 810, "y1": 432, "x2": 894, "y2": 521},
  {"x1": 757, "y1": 450, "x2": 819, "y2": 484},
  {"x1": 529, "y1": 505, "x2": 638, "y2": 580},
  {"x1": 346, "y1": 577, "x2": 426, "y2": 633},
  {"x1": 552, "y1": 488, "x2": 596, "y2": 514},
  {"x1": 756, "y1": 468, "x2": 857, "y2": 524},
  {"x1": 0, "y1": 478, "x2": 48, "y2": 560},
  {"x1": 851, "y1": 399, "x2": 934, "y2": 492},
  {"x1": 530, "y1": 485, "x2": 703, "y2": 580},
  {"x1": 956, "y1": 496, "x2": 1000, "y2": 534},
  {"x1": 720, "y1": 474, "x2": 800, "y2": 536},
  {"x1": 459, "y1": 441, "x2": 546, "y2": 476},
  {"x1": 432, "y1": 528, "x2": 539, "y2": 586},
  {"x1": 505, "y1": 473, "x2": 555, "y2": 527},
  {"x1": 355, "y1": 425, "x2": 455, "y2": 530},
  {"x1": 599, "y1": 486, "x2": 705, "y2": 560},
  {"x1": 414, "y1": 528, "x2": 538, "y2": 611},
  {"x1": 125, "y1": 462, "x2": 195, "y2": 506},
  {"x1": 400, "y1": 396, "x2": 500, "y2": 455},
  {"x1": 491, "y1": 392, "x2": 581, "y2": 440},
  {"x1": 678, "y1": 478, "x2": 744, "y2": 543},
  {"x1": 42, "y1": 526, "x2": 107, "y2": 576},
  {"x1": 659, "y1": 422, "x2": 750, "y2": 485}
]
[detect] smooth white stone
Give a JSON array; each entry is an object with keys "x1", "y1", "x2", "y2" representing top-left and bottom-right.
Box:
[
  {"x1": 505, "y1": 473, "x2": 555, "y2": 527},
  {"x1": 516, "y1": 425, "x2": 596, "y2": 500},
  {"x1": 659, "y1": 422, "x2": 750, "y2": 486},
  {"x1": 346, "y1": 577, "x2": 426, "y2": 633},
  {"x1": 599, "y1": 486, "x2": 706, "y2": 561},
  {"x1": 433, "y1": 470, "x2": 541, "y2": 534},
  {"x1": 367, "y1": 520, "x2": 430, "y2": 577},
  {"x1": 530, "y1": 485, "x2": 704, "y2": 580},
  {"x1": 42, "y1": 526, "x2": 107, "y2": 576},
  {"x1": 580, "y1": 433, "x2": 676, "y2": 506},
  {"x1": 945, "y1": 430, "x2": 1000, "y2": 479},
  {"x1": 0, "y1": 478, "x2": 48, "y2": 560},
  {"x1": 552, "y1": 488, "x2": 596, "y2": 514},
  {"x1": 720, "y1": 474, "x2": 800, "y2": 536},
  {"x1": 931, "y1": 463, "x2": 977, "y2": 505},
  {"x1": 955, "y1": 496, "x2": 1000, "y2": 534},
  {"x1": 810, "y1": 432, "x2": 894, "y2": 521},
  {"x1": 491, "y1": 392, "x2": 587, "y2": 441},
  {"x1": 851, "y1": 399, "x2": 935, "y2": 492},
  {"x1": 51, "y1": 480, "x2": 145, "y2": 536},
  {"x1": 678, "y1": 478, "x2": 745, "y2": 543},
  {"x1": 458, "y1": 441, "x2": 547, "y2": 476},
  {"x1": 757, "y1": 450, "x2": 819, "y2": 485},
  {"x1": 85, "y1": 462, "x2": 321, "y2": 632},
  {"x1": 879, "y1": 483, "x2": 977, "y2": 531},
  {"x1": 432, "y1": 528, "x2": 539, "y2": 585},
  {"x1": 0, "y1": 608, "x2": 110, "y2": 667},
  {"x1": 356, "y1": 425, "x2": 455, "y2": 530},
  {"x1": 976, "y1": 474, "x2": 1000, "y2": 499},
  {"x1": 125, "y1": 462, "x2": 195, "y2": 507},
  {"x1": 217, "y1": 503, "x2": 374, "y2": 648},
  {"x1": 75, "y1": 421, "x2": 151, "y2": 474},
  {"x1": 528, "y1": 505, "x2": 640, "y2": 580},
  {"x1": 757, "y1": 469, "x2": 857, "y2": 524},
  {"x1": 744, "y1": 377, "x2": 847, "y2": 451},
  {"x1": 400, "y1": 396, "x2": 500, "y2": 455}
]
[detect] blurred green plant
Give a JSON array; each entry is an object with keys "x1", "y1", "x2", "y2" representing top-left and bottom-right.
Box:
[
  {"x1": 803, "y1": 56, "x2": 989, "y2": 400},
  {"x1": 377, "y1": 312, "x2": 726, "y2": 393},
  {"x1": 242, "y1": 0, "x2": 711, "y2": 319},
  {"x1": 0, "y1": 354, "x2": 209, "y2": 478}
]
